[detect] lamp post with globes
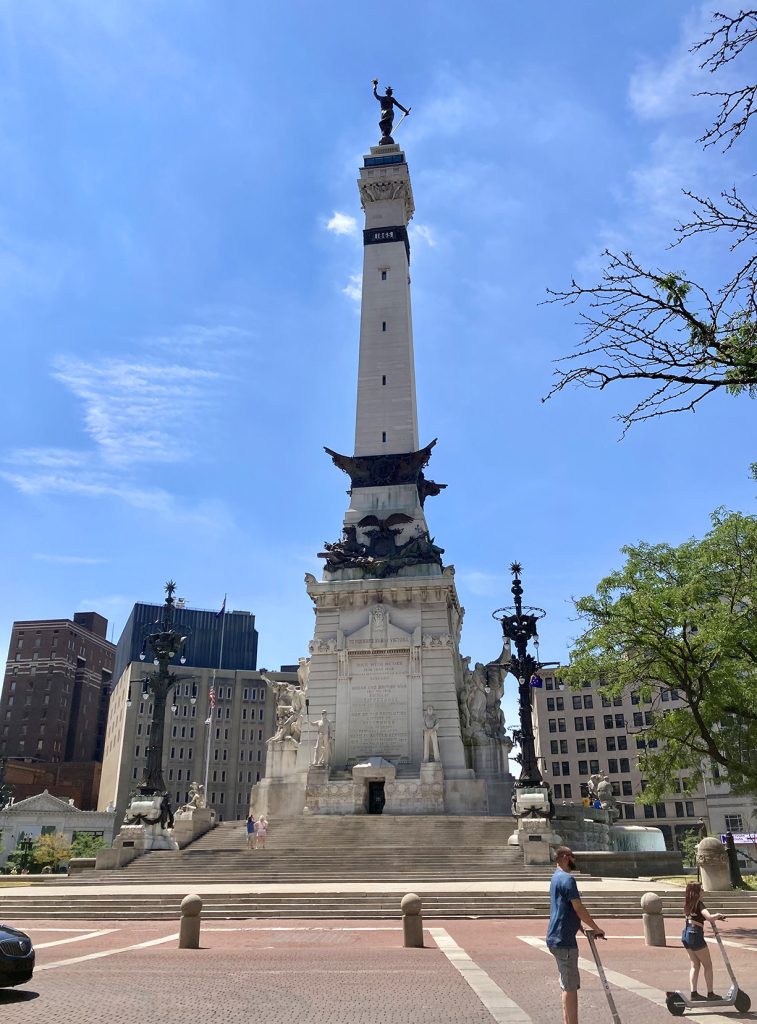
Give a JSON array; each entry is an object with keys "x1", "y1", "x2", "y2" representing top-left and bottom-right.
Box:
[
  {"x1": 492, "y1": 562, "x2": 556, "y2": 818},
  {"x1": 135, "y1": 580, "x2": 188, "y2": 796}
]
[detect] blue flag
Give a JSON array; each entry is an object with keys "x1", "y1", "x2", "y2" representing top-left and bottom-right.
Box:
[
  {"x1": 216, "y1": 596, "x2": 226, "y2": 618},
  {"x1": 530, "y1": 673, "x2": 543, "y2": 688}
]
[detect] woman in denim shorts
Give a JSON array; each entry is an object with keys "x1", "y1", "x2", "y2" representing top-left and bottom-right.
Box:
[{"x1": 681, "y1": 881, "x2": 726, "y2": 1001}]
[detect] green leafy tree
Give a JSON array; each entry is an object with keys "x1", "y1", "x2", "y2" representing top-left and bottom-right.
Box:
[
  {"x1": 561, "y1": 510, "x2": 757, "y2": 800},
  {"x1": 70, "y1": 833, "x2": 107, "y2": 858},
  {"x1": 545, "y1": 10, "x2": 757, "y2": 440},
  {"x1": 33, "y1": 833, "x2": 71, "y2": 871}
]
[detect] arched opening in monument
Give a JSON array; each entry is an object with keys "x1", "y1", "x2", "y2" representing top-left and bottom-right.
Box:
[{"x1": 368, "y1": 780, "x2": 385, "y2": 814}]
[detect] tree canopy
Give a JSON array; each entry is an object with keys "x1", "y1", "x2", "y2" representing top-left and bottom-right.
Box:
[
  {"x1": 33, "y1": 832, "x2": 71, "y2": 871},
  {"x1": 545, "y1": 10, "x2": 757, "y2": 437},
  {"x1": 560, "y1": 510, "x2": 757, "y2": 799}
]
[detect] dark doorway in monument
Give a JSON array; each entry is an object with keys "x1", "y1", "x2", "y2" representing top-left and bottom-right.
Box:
[{"x1": 368, "y1": 780, "x2": 385, "y2": 814}]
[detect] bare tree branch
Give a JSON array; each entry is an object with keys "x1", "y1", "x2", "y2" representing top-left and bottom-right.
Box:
[
  {"x1": 691, "y1": 9, "x2": 757, "y2": 149},
  {"x1": 542, "y1": 250, "x2": 757, "y2": 432}
]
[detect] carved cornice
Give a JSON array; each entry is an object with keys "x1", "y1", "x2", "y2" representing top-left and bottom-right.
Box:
[{"x1": 359, "y1": 179, "x2": 415, "y2": 221}]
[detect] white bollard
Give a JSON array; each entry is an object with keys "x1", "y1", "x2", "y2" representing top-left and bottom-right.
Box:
[{"x1": 179, "y1": 893, "x2": 202, "y2": 949}]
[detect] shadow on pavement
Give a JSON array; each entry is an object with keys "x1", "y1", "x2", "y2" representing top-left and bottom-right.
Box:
[{"x1": 0, "y1": 988, "x2": 39, "y2": 1003}]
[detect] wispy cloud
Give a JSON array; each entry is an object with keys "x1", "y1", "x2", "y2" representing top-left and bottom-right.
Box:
[
  {"x1": 410, "y1": 223, "x2": 437, "y2": 248},
  {"x1": 342, "y1": 273, "x2": 362, "y2": 303},
  {"x1": 1, "y1": 322, "x2": 241, "y2": 521},
  {"x1": 456, "y1": 569, "x2": 501, "y2": 598},
  {"x1": 326, "y1": 211, "x2": 358, "y2": 236},
  {"x1": 50, "y1": 355, "x2": 217, "y2": 466},
  {"x1": 33, "y1": 553, "x2": 107, "y2": 565}
]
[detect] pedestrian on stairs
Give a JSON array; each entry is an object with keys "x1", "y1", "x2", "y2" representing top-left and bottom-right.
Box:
[
  {"x1": 255, "y1": 815, "x2": 268, "y2": 849},
  {"x1": 246, "y1": 815, "x2": 256, "y2": 850}
]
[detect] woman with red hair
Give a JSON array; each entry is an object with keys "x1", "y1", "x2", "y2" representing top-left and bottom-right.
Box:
[{"x1": 681, "y1": 882, "x2": 726, "y2": 1001}]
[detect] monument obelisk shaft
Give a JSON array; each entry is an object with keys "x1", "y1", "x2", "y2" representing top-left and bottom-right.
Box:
[{"x1": 354, "y1": 151, "x2": 418, "y2": 456}]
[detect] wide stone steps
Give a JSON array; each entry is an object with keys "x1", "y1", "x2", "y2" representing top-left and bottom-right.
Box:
[
  {"x1": 1, "y1": 890, "x2": 755, "y2": 921},
  {"x1": 186, "y1": 816, "x2": 519, "y2": 852}
]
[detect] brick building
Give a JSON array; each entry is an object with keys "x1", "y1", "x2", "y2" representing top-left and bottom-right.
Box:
[{"x1": 0, "y1": 612, "x2": 115, "y2": 765}]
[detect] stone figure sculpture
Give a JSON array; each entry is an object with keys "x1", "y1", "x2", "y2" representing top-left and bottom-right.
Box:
[
  {"x1": 423, "y1": 705, "x2": 441, "y2": 763},
  {"x1": 372, "y1": 80, "x2": 410, "y2": 143},
  {"x1": 314, "y1": 710, "x2": 332, "y2": 767},
  {"x1": 262, "y1": 668, "x2": 307, "y2": 746},
  {"x1": 588, "y1": 772, "x2": 619, "y2": 820}
]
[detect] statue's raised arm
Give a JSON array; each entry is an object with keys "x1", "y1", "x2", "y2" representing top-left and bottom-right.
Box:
[{"x1": 372, "y1": 79, "x2": 411, "y2": 145}]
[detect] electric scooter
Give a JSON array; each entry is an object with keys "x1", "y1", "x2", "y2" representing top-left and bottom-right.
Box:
[
  {"x1": 666, "y1": 920, "x2": 751, "y2": 1015},
  {"x1": 585, "y1": 929, "x2": 623, "y2": 1024}
]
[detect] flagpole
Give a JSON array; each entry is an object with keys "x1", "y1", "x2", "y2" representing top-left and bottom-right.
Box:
[{"x1": 204, "y1": 596, "x2": 227, "y2": 801}]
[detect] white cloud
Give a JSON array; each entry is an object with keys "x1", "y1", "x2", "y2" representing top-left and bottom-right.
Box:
[
  {"x1": 342, "y1": 273, "x2": 362, "y2": 303},
  {"x1": 33, "y1": 553, "x2": 107, "y2": 565},
  {"x1": 410, "y1": 224, "x2": 437, "y2": 247},
  {"x1": 628, "y1": 2, "x2": 742, "y2": 121},
  {"x1": 51, "y1": 355, "x2": 218, "y2": 466},
  {"x1": 326, "y1": 212, "x2": 358, "y2": 236},
  {"x1": 456, "y1": 569, "x2": 501, "y2": 598}
]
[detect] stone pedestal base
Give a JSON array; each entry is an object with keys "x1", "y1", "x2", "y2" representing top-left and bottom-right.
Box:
[
  {"x1": 267, "y1": 737, "x2": 299, "y2": 777},
  {"x1": 420, "y1": 761, "x2": 443, "y2": 785},
  {"x1": 111, "y1": 795, "x2": 179, "y2": 853},
  {"x1": 172, "y1": 807, "x2": 216, "y2": 849},
  {"x1": 508, "y1": 817, "x2": 562, "y2": 865}
]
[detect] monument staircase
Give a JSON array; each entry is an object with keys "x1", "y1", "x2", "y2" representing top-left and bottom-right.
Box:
[{"x1": 2, "y1": 816, "x2": 756, "y2": 920}]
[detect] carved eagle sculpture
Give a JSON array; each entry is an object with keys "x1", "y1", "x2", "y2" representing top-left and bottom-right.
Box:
[{"x1": 357, "y1": 513, "x2": 414, "y2": 535}]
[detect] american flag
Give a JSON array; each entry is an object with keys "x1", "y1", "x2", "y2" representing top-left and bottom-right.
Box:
[{"x1": 209, "y1": 685, "x2": 216, "y2": 709}]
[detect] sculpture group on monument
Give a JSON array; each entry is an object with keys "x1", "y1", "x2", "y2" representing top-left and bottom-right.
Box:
[{"x1": 251, "y1": 83, "x2": 524, "y2": 822}]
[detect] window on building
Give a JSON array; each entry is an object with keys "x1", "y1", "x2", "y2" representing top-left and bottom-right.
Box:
[
  {"x1": 608, "y1": 758, "x2": 618, "y2": 774},
  {"x1": 675, "y1": 801, "x2": 684, "y2": 817},
  {"x1": 601, "y1": 695, "x2": 611, "y2": 708},
  {"x1": 655, "y1": 802, "x2": 667, "y2": 818},
  {"x1": 587, "y1": 738, "x2": 597, "y2": 753},
  {"x1": 574, "y1": 717, "x2": 584, "y2": 731},
  {"x1": 644, "y1": 711, "x2": 653, "y2": 726},
  {"x1": 552, "y1": 762, "x2": 560, "y2": 776},
  {"x1": 631, "y1": 691, "x2": 639, "y2": 704},
  {"x1": 560, "y1": 739, "x2": 568, "y2": 754},
  {"x1": 685, "y1": 802, "x2": 695, "y2": 817},
  {"x1": 554, "y1": 784, "x2": 562, "y2": 798},
  {"x1": 622, "y1": 781, "x2": 633, "y2": 796},
  {"x1": 558, "y1": 718, "x2": 566, "y2": 733},
  {"x1": 572, "y1": 695, "x2": 582, "y2": 710},
  {"x1": 724, "y1": 814, "x2": 744, "y2": 831},
  {"x1": 547, "y1": 698, "x2": 555, "y2": 712},
  {"x1": 556, "y1": 697, "x2": 564, "y2": 711},
  {"x1": 583, "y1": 695, "x2": 593, "y2": 709},
  {"x1": 576, "y1": 738, "x2": 586, "y2": 753},
  {"x1": 589, "y1": 759, "x2": 599, "y2": 774},
  {"x1": 606, "y1": 736, "x2": 616, "y2": 751},
  {"x1": 619, "y1": 758, "x2": 630, "y2": 773},
  {"x1": 617, "y1": 735, "x2": 628, "y2": 751},
  {"x1": 545, "y1": 678, "x2": 553, "y2": 690},
  {"x1": 661, "y1": 689, "x2": 670, "y2": 702},
  {"x1": 603, "y1": 715, "x2": 613, "y2": 729},
  {"x1": 563, "y1": 784, "x2": 572, "y2": 799},
  {"x1": 670, "y1": 689, "x2": 680, "y2": 701},
  {"x1": 611, "y1": 781, "x2": 620, "y2": 796},
  {"x1": 578, "y1": 760, "x2": 588, "y2": 775},
  {"x1": 561, "y1": 761, "x2": 570, "y2": 776},
  {"x1": 381, "y1": 269, "x2": 387, "y2": 280},
  {"x1": 644, "y1": 805, "x2": 654, "y2": 819},
  {"x1": 548, "y1": 719, "x2": 556, "y2": 734},
  {"x1": 550, "y1": 740, "x2": 558, "y2": 755},
  {"x1": 614, "y1": 714, "x2": 625, "y2": 728},
  {"x1": 625, "y1": 805, "x2": 636, "y2": 819},
  {"x1": 633, "y1": 712, "x2": 643, "y2": 728}
]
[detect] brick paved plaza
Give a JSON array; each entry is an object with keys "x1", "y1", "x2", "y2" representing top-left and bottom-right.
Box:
[{"x1": 2, "y1": 915, "x2": 755, "y2": 1024}]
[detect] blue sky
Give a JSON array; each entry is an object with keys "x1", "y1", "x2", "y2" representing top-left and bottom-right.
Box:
[{"x1": 0, "y1": 2, "x2": 754, "y2": 731}]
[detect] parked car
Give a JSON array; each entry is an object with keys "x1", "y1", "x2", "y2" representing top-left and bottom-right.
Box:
[{"x1": 0, "y1": 924, "x2": 34, "y2": 987}]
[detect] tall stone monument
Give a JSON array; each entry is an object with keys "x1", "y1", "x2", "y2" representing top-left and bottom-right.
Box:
[{"x1": 252, "y1": 88, "x2": 513, "y2": 818}]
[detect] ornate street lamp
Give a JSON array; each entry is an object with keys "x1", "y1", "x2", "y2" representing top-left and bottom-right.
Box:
[
  {"x1": 136, "y1": 580, "x2": 188, "y2": 797},
  {"x1": 493, "y1": 562, "x2": 556, "y2": 818}
]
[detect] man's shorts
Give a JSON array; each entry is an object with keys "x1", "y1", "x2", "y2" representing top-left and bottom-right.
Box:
[{"x1": 549, "y1": 945, "x2": 580, "y2": 992}]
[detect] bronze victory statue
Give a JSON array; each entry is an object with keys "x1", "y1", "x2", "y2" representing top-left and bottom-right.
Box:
[{"x1": 372, "y1": 80, "x2": 410, "y2": 144}]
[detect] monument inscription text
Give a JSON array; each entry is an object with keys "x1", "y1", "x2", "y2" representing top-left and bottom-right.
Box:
[{"x1": 348, "y1": 655, "x2": 410, "y2": 760}]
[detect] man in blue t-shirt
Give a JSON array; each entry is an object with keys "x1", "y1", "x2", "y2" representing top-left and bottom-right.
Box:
[{"x1": 547, "y1": 846, "x2": 605, "y2": 1024}]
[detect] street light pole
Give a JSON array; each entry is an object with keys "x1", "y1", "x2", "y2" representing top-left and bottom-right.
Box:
[
  {"x1": 137, "y1": 580, "x2": 188, "y2": 797},
  {"x1": 493, "y1": 562, "x2": 554, "y2": 817}
]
